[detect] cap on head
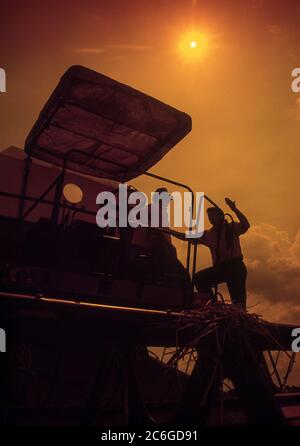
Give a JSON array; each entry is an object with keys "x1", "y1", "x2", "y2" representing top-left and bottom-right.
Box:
[
  {"x1": 154, "y1": 187, "x2": 168, "y2": 194},
  {"x1": 207, "y1": 206, "x2": 224, "y2": 225},
  {"x1": 152, "y1": 187, "x2": 173, "y2": 204},
  {"x1": 207, "y1": 206, "x2": 224, "y2": 217}
]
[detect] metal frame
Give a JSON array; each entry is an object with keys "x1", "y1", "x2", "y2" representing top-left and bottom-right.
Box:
[
  {"x1": 3, "y1": 148, "x2": 222, "y2": 283},
  {"x1": 0, "y1": 190, "x2": 96, "y2": 218}
]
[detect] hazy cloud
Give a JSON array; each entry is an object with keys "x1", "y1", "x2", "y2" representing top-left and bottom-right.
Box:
[
  {"x1": 74, "y1": 44, "x2": 153, "y2": 54},
  {"x1": 267, "y1": 24, "x2": 282, "y2": 35},
  {"x1": 243, "y1": 224, "x2": 300, "y2": 310},
  {"x1": 105, "y1": 44, "x2": 153, "y2": 51},
  {"x1": 74, "y1": 48, "x2": 107, "y2": 54}
]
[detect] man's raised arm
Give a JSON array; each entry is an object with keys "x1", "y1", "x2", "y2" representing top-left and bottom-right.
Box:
[{"x1": 225, "y1": 197, "x2": 250, "y2": 233}]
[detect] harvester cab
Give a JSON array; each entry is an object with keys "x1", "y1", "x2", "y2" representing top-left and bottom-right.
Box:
[{"x1": 0, "y1": 65, "x2": 200, "y2": 310}]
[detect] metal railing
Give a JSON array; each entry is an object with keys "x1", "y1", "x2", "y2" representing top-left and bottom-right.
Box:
[{"x1": 1, "y1": 149, "x2": 222, "y2": 282}]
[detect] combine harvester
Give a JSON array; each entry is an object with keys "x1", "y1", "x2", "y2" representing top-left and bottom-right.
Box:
[{"x1": 0, "y1": 66, "x2": 299, "y2": 426}]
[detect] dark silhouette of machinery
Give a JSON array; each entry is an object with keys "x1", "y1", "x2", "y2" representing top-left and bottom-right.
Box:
[{"x1": 0, "y1": 66, "x2": 298, "y2": 426}]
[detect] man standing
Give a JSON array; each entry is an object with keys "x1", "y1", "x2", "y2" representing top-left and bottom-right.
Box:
[
  {"x1": 147, "y1": 187, "x2": 189, "y2": 279},
  {"x1": 194, "y1": 198, "x2": 250, "y2": 308}
]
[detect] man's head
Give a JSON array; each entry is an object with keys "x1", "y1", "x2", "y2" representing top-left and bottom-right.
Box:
[
  {"x1": 152, "y1": 187, "x2": 172, "y2": 206},
  {"x1": 207, "y1": 207, "x2": 225, "y2": 227}
]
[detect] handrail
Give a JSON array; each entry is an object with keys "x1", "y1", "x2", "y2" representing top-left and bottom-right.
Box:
[
  {"x1": 58, "y1": 149, "x2": 197, "y2": 273},
  {"x1": 1, "y1": 147, "x2": 222, "y2": 282},
  {"x1": 0, "y1": 190, "x2": 96, "y2": 216}
]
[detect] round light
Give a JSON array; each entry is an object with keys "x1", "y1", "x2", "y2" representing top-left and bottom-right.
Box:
[
  {"x1": 177, "y1": 30, "x2": 213, "y2": 62},
  {"x1": 63, "y1": 183, "x2": 83, "y2": 204}
]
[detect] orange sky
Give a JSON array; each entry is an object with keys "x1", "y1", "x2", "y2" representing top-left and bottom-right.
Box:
[
  {"x1": 1, "y1": 0, "x2": 300, "y2": 382},
  {"x1": 1, "y1": 1, "x2": 300, "y2": 231}
]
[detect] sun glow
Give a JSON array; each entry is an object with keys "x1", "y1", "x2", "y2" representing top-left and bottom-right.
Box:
[{"x1": 178, "y1": 30, "x2": 212, "y2": 61}]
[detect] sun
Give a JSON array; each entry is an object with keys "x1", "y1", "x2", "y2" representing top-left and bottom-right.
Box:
[{"x1": 178, "y1": 30, "x2": 212, "y2": 61}]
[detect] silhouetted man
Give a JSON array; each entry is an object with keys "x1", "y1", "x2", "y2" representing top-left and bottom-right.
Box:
[
  {"x1": 133, "y1": 189, "x2": 190, "y2": 272},
  {"x1": 194, "y1": 198, "x2": 250, "y2": 308}
]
